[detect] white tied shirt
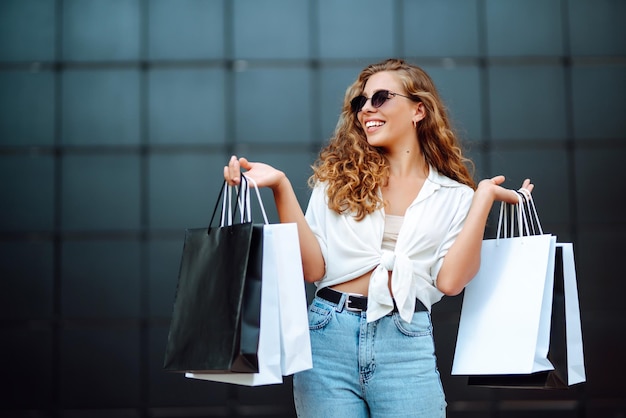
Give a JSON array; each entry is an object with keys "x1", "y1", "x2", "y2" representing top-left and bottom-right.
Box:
[{"x1": 305, "y1": 166, "x2": 474, "y2": 323}]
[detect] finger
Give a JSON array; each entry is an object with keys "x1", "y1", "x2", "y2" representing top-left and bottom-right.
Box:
[
  {"x1": 239, "y1": 157, "x2": 251, "y2": 171},
  {"x1": 224, "y1": 156, "x2": 235, "y2": 185},
  {"x1": 518, "y1": 178, "x2": 534, "y2": 198},
  {"x1": 228, "y1": 155, "x2": 240, "y2": 185},
  {"x1": 490, "y1": 175, "x2": 505, "y2": 185},
  {"x1": 523, "y1": 178, "x2": 534, "y2": 194}
]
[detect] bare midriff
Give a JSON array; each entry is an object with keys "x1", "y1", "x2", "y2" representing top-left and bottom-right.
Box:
[{"x1": 330, "y1": 268, "x2": 392, "y2": 297}]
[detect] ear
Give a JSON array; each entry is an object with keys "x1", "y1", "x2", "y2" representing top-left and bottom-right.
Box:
[{"x1": 412, "y1": 102, "x2": 426, "y2": 125}]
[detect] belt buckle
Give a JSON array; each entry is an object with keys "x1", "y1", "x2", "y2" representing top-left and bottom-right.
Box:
[{"x1": 344, "y1": 293, "x2": 365, "y2": 312}]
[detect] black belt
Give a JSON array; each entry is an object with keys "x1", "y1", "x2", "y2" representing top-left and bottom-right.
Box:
[{"x1": 316, "y1": 287, "x2": 427, "y2": 313}]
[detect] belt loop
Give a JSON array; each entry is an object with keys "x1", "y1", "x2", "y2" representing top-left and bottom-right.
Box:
[{"x1": 335, "y1": 292, "x2": 347, "y2": 313}]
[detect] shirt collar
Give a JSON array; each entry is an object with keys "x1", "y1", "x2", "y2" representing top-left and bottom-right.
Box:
[
  {"x1": 427, "y1": 165, "x2": 464, "y2": 187},
  {"x1": 412, "y1": 165, "x2": 461, "y2": 204}
]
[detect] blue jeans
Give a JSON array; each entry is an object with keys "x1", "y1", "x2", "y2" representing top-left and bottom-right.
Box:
[{"x1": 293, "y1": 294, "x2": 446, "y2": 418}]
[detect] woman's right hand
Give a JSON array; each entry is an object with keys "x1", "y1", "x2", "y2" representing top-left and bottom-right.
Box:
[
  {"x1": 225, "y1": 156, "x2": 325, "y2": 282},
  {"x1": 223, "y1": 155, "x2": 287, "y2": 190}
]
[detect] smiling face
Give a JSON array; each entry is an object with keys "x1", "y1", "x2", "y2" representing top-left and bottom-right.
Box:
[{"x1": 355, "y1": 71, "x2": 424, "y2": 151}]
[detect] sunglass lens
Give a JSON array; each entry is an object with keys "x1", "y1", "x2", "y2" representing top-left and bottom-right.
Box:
[
  {"x1": 350, "y1": 96, "x2": 367, "y2": 113},
  {"x1": 371, "y1": 90, "x2": 390, "y2": 108},
  {"x1": 350, "y1": 90, "x2": 391, "y2": 113}
]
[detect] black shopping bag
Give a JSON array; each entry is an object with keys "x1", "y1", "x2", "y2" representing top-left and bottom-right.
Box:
[{"x1": 163, "y1": 181, "x2": 263, "y2": 373}]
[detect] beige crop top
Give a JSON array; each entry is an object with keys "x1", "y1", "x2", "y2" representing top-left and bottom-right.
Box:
[{"x1": 382, "y1": 214, "x2": 404, "y2": 251}]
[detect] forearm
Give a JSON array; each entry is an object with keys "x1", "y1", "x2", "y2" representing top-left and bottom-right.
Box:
[
  {"x1": 272, "y1": 175, "x2": 325, "y2": 283},
  {"x1": 436, "y1": 176, "x2": 526, "y2": 295},
  {"x1": 436, "y1": 187, "x2": 495, "y2": 295}
]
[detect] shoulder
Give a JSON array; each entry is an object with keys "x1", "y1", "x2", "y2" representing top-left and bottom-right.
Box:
[
  {"x1": 428, "y1": 167, "x2": 474, "y2": 197},
  {"x1": 309, "y1": 181, "x2": 329, "y2": 201},
  {"x1": 306, "y1": 182, "x2": 331, "y2": 213}
]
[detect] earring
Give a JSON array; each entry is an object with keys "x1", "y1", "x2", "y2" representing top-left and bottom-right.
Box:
[{"x1": 413, "y1": 120, "x2": 417, "y2": 128}]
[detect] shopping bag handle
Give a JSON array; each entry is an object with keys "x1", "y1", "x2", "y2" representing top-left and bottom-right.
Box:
[
  {"x1": 208, "y1": 176, "x2": 247, "y2": 233},
  {"x1": 207, "y1": 175, "x2": 270, "y2": 234},
  {"x1": 497, "y1": 193, "x2": 522, "y2": 242},
  {"x1": 496, "y1": 191, "x2": 544, "y2": 244},
  {"x1": 242, "y1": 175, "x2": 269, "y2": 225},
  {"x1": 518, "y1": 191, "x2": 543, "y2": 236},
  {"x1": 496, "y1": 190, "x2": 545, "y2": 244}
]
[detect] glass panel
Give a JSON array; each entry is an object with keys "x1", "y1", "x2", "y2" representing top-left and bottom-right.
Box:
[
  {"x1": 62, "y1": 69, "x2": 141, "y2": 146},
  {"x1": 568, "y1": 0, "x2": 626, "y2": 56},
  {"x1": 572, "y1": 65, "x2": 626, "y2": 140},
  {"x1": 148, "y1": 68, "x2": 226, "y2": 145},
  {"x1": 403, "y1": 0, "x2": 479, "y2": 57},
  {"x1": 148, "y1": 152, "x2": 227, "y2": 229},
  {"x1": 0, "y1": 0, "x2": 56, "y2": 62},
  {"x1": 489, "y1": 65, "x2": 566, "y2": 140},
  {"x1": 148, "y1": 326, "x2": 230, "y2": 405},
  {"x1": 0, "y1": 70, "x2": 55, "y2": 146},
  {"x1": 0, "y1": 240, "x2": 54, "y2": 319},
  {"x1": 575, "y1": 147, "x2": 624, "y2": 224},
  {"x1": 233, "y1": 0, "x2": 309, "y2": 59},
  {"x1": 0, "y1": 328, "x2": 53, "y2": 408},
  {"x1": 318, "y1": 0, "x2": 393, "y2": 59},
  {"x1": 422, "y1": 65, "x2": 483, "y2": 141},
  {"x1": 61, "y1": 240, "x2": 141, "y2": 318},
  {"x1": 465, "y1": 147, "x2": 485, "y2": 185},
  {"x1": 243, "y1": 150, "x2": 316, "y2": 218},
  {"x1": 0, "y1": 155, "x2": 54, "y2": 231},
  {"x1": 577, "y1": 226, "x2": 625, "y2": 313},
  {"x1": 62, "y1": 0, "x2": 140, "y2": 61},
  {"x1": 59, "y1": 328, "x2": 140, "y2": 407},
  {"x1": 61, "y1": 155, "x2": 141, "y2": 230},
  {"x1": 318, "y1": 66, "x2": 362, "y2": 140},
  {"x1": 486, "y1": 0, "x2": 563, "y2": 56},
  {"x1": 148, "y1": 239, "x2": 184, "y2": 318},
  {"x1": 148, "y1": 0, "x2": 224, "y2": 60},
  {"x1": 489, "y1": 147, "x2": 571, "y2": 225},
  {"x1": 234, "y1": 67, "x2": 311, "y2": 144}
]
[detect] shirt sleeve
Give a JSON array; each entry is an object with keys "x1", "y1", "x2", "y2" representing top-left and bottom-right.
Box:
[
  {"x1": 304, "y1": 183, "x2": 329, "y2": 279},
  {"x1": 430, "y1": 186, "x2": 474, "y2": 286}
]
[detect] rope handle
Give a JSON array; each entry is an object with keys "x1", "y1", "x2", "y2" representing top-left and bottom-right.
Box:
[
  {"x1": 207, "y1": 175, "x2": 269, "y2": 234},
  {"x1": 495, "y1": 189, "x2": 543, "y2": 244}
]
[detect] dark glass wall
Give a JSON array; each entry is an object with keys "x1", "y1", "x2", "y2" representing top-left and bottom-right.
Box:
[{"x1": 1, "y1": 0, "x2": 624, "y2": 417}]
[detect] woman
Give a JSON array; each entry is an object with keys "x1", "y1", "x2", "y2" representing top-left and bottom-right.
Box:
[{"x1": 224, "y1": 58, "x2": 532, "y2": 417}]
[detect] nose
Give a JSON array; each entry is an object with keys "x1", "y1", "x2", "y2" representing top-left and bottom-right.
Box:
[{"x1": 360, "y1": 97, "x2": 375, "y2": 113}]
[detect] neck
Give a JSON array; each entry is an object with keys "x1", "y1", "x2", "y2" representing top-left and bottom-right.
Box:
[{"x1": 385, "y1": 143, "x2": 428, "y2": 179}]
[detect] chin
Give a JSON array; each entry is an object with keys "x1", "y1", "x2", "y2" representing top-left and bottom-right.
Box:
[{"x1": 366, "y1": 136, "x2": 389, "y2": 149}]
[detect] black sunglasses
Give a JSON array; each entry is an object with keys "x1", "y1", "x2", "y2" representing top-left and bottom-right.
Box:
[{"x1": 350, "y1": 89, "x2": 416, "y2": 114}]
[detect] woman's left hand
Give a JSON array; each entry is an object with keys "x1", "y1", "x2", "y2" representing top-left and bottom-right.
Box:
[{"x1": 477, "y1": 175, "x2": 534, "y2": 204}]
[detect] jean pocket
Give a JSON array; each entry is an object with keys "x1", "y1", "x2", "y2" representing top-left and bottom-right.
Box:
[
  {"x1": 392, "y1": 311, "x2": 433, "y2": 337},
  {"x1": 308, "y1": 299, "x2": 334, "y2": 331}
]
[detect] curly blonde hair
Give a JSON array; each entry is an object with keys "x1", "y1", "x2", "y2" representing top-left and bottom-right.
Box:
[{"x1": 309, "y1": 58, "x2": 475, "y2": 221}]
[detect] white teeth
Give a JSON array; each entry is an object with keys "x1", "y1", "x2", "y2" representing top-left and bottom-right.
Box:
[{"x1": 365, "y1": 121, "x2": 384, "y2": 128}]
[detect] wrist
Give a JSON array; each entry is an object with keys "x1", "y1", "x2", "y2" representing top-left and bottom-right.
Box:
[
  {"x1": 271, "y1": 171, "x2": 289, "y2": 194},
  {"x1": 475, "y1": 180, "x2": 497, "y2": 202}
]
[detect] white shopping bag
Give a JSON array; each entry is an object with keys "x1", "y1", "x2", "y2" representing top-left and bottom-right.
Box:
[
  {"x1": 186, "y1": 177, "x2": 312, "y2": 386},
  {"x1": 451, "y1": 233, "x2": 557, "y2": 375},
  {"x1": 269, "y1": 223, "x2": 313, "y2": 376},
  {"x1": 452, "y1": 196, "x2": 586, "y2": 388},
  {"x1": 559, "y1": 243, "x2": 586, "y2": 385}
]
